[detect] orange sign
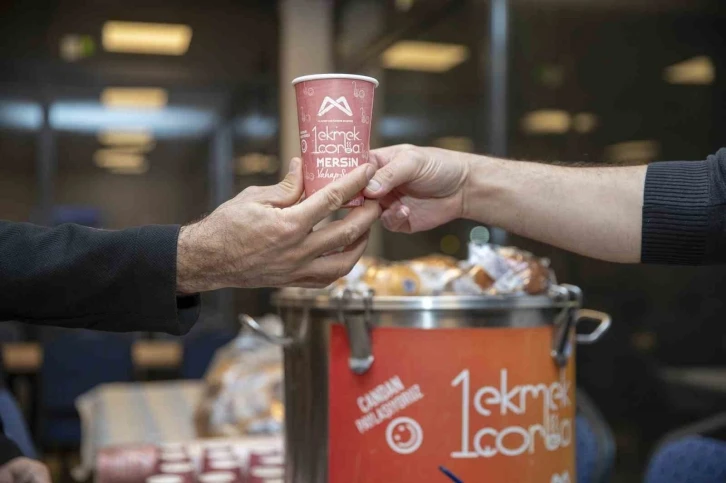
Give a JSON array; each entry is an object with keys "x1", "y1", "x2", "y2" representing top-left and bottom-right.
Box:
[{"x1": 329, "y1": 325, "x2": 575, "y2": 483}]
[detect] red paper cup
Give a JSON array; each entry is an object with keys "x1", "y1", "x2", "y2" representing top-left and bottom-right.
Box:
[
  {"x1": 197, "y1": 471, "x2": 240, "y2": 483},
  {"x1": 206, "y1": 459, "x2": 241, "y2": 476},
  {"x1": 146, "y1": 475, "x2": 185, "y2": 483},
  {"x1": 247, "y1": 466, "x2": 284, "y2": 483},
  {"x1": 158, "y1": 451, "x2": 188, "y2": 463},
  {"x1": 247, "y1": 452, "x2": 283, "y2": 469},
  {"x1": 292, "y1": 73, "x2": 378, "y2": 208},
  {"x1": 158, "y1": 462, "x2": 196, "y2": 483}
]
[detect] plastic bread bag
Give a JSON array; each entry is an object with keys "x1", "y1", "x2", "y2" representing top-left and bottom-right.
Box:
[
  {"x1": 194, "y1": 314, "x2": 284, "y2": 438},
  {"x1": 466, "y1": 242, "x2": 555, "y2": 295},
  {"x1": 407, "y1": 255, "x2": 463, "y2": 295},
  {"x1": 468, "y1": 242, "x2": 511, "y2": 281}
]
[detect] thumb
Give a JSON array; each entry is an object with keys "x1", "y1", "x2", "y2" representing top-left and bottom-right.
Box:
[
  {"x1": 364, "y1": 148, "x2": 422, "y2": 199},
  {"x1": 263, "y1": 157, "x2": 304, "y2": 207}
]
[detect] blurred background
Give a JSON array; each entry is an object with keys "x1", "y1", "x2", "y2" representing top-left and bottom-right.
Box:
[{"x1": 0, "y1": 0, "x2": 725, "y2": 481}]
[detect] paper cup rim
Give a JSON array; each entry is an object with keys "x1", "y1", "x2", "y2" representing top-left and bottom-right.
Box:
[
  {"x1": 197, "y1": 472, "x2": 236, "y2": 483},
  {"x1": 159, "y1": 462, "x2": 194, "y2": 472},
  {"x1": 208, "y1": 460, "x2": 239, "y2": 469},
  {"x1": 260, "y1": 455, "x2": 284, "y2": 465},
  {"x1": 292, "y1": 74, "x2": 379, "y2": 87},
  {"x1": 146, "y1": 475, "x2": 184, "y2": 483},
  {"x1": 250, "y1": 466, "x2": 284, "y2": 477}
]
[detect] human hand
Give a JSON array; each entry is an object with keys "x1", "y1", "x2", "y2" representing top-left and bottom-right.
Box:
[
  {"x1": 364, "y1": 145, "x2": 471, "y2": 233},
  {"x1": 177, "y1": 158, "x2": 380, "y2": 292},
  {"x1": 0, "y1": 457, "x2": 51, "y2": 483}
]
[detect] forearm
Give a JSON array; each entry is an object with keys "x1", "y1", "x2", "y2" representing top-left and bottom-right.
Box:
[
  {"x1": 463, "y1": 155, "x2": 646, "y2": 263},
  {"x1": 0, "y1": 222, "x2": 198, "y2": 333}
]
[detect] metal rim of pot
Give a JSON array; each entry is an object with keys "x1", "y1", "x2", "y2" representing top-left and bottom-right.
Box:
[{"x1": 240, "y1": 283, "x2": 611, "y2": 374}]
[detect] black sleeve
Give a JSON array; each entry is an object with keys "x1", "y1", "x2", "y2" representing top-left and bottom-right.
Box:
[
  {"x1": 0, "y1": 432, "x2": 22, "y2": 466},
  {"x1": 641, "y1": 148, "x2": 726, "y2": 265},
  {"x1": 0, "y1": 222, "x2": 199, "y2": 334}
]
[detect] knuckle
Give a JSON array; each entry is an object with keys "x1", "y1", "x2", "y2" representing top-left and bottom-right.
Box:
[
  {"x1": 377, "y1": 167, "x2": 395, "y2": 183},
  {"x1": 342, "y1": 224, "x2": 361, "y2": 246},
  {"x1": 324, "y1": 188, "x2": 346, "y2": 210},
  {"x1": 405, "y1": 145, "x2": 422, "y2": 159},
  {"x1": 281, "y1": 218, "x2": 302, "y2": 238},
  {"x1": 278, "y1": 177, "x2": 296, "y2": 193},
  {"x1": 335, "y1": 260, "x2": 354, "y2": 279}
]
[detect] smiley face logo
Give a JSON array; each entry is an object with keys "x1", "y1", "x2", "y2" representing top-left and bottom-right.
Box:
[{"x1": 386, "y1": 417, "x2": 423, "y2": 455}]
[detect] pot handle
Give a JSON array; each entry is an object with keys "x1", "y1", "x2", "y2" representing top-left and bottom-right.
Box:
[
  {"x1": 575, "y1": 309, "x2": 611, "y2": 344},
  {"x1": 238, "y1": 312, "x2": 308, "y2": 348},
  {"x1": 336, "y1": 288, "x2": 375, "y2": 375}
]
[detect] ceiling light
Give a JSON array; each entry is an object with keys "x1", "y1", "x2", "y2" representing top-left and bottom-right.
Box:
[
  {"x1": 101, "y1": 88, "x2": 167, "y2": 109},
  {"x1": 50, "y1": 102, "x2": 217, "y2": 137},
  {"x1": 236, "y1": 153, "x2": 279, "y2": 175},
  {"x1": 539, "y1": 65, "x2": 564, "y2": 88},
  {"x1": 664, "y1": 56, "x2": 714, "y2": 85},
  {"x1": 395, "y1": 0, "x2": 415, "y2": 11},
  {"x1": 521, "y1": 110, "x2": 571, "y2": 134},
  {"x1": 605, "y1": 140, "x2": 659, "y2": 164},
  {"x1": 98, "y1": 129, "x2": 154, "y2": 146},
  {"x1": 0, "y1": 100, "x2": 43, "y2": 130},
  {"x1": 60, "y1": 34, "x2": 95, "y2": 62},
  {"x1": 109, "y1": 164, "x2": 149, "y2": 175},
  {"x1": 572, "y1": 113, "x2": 598, "y2": 133},
  {"x1": 102, "y1": 21, "x2": 192, "y2": 55},
  {"x1": 382, "y1": 41, "x2": 469, "y2": 72},
  {"x1": 94, "y1": 149, "x2": 146, "y2": 170},
  {"x1": 434, "y1": 136, "x2": 474, "y2": 152},
  {"x1": 109, "y1": 144, "x2": 155, "y2": 154}
]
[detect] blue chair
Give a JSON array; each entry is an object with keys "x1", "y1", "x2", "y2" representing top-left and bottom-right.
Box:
[
  {"x1": 39, "y1": 331, "x2": 133, "y2": 448},
  {"x1": 0, "y1": 388, "x2": 37, "y2": 458},
  {"x1": 181, "y1": 330, "x2": 237, "y2": 379},
  {"x1": 645, "y1": 413, "x2": 726, "y2": 483},
  {"x1": 576, "y1": 389, "x2": 616, "y2": 483}
]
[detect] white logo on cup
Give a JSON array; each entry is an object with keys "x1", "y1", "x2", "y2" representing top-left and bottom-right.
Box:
[
  {"x1": 386, "y1": 417, "x2": 423, "y2": 455},
  {"x1": 318, "y1": 96, "x2": 353, "y2": 117},
  {"x1": 551, "y1": 471, "x2": 571, "y2": 483}
]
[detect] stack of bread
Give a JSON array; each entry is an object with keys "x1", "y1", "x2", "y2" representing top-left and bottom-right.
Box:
[
  {"x1": 194, "y1": 316, "x2": 284, "y2": 438},
  {"x1": 331, "y1": 242, "x2": 554, "y2": 296}
]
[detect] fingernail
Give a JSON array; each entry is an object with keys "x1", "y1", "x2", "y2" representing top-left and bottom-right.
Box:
[
  {"x1": 366, "y1": 179, "x2": 381, "y2": 192},
  {"x1": 288, "y1": 158, "x2": 299, "y2": 173},
  {"x1": 365, "y1": 164, "x2": 375, "y2": 179},
  {"x1": 395, "y1": 207, "x2": 409, "y2": 220}
]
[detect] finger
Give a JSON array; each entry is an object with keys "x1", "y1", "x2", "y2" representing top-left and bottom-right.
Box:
[
  {"x1": 379, "y1": 191, "x2": 401, "y2": 211},
  {"x1": 292, "y1": 232, "x2": 369, "y2": 287},
  {"x1": 250, "y1": 157, "x2": 304, "y2": 208},
  {"x1": 381, "y1": 204, "x2": 411, "y2": 233},
  {"x1": 303, "y1": 200, "x2": 381, "y2": 257},
  {"x1": 369, "y1": 145, "x2": 415, "y2": 169},
  {"x1": 289, "y1": 163, "x2": 375, "y2": 227},
  {"x1": 364, "y1": 147, "x2": 423, "y2": 199}
]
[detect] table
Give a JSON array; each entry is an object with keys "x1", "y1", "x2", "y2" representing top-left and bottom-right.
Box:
[
  {"x1": 1, "y1": 340, "x2": 182, "y2": 374},
  {"x1": 74, "y1": 381, "x2": 281, "y2": 482},
  {"x1": 75, "y1": 381, "x2": 204, "y2": 479}
]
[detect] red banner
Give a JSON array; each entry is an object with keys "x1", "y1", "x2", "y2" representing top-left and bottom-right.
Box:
[{"x1": 329, "y1": 325, "x2": 575, "y2": 483}]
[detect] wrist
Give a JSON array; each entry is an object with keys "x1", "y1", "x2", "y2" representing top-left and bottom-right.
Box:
[
  {"x1": 461, "y1": 154, "x2": 500, "y2": 224},
  {"x1": 176, "y1": 223, "x2": 216, "y2": 294}
]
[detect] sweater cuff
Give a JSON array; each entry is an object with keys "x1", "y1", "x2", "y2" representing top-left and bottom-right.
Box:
[
  {"x1": 641, "y1": 160, "x2": 710, "y2": 264},
  {"x1": 135, "y1": 225, "x2": 199, "y2": 335}
]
